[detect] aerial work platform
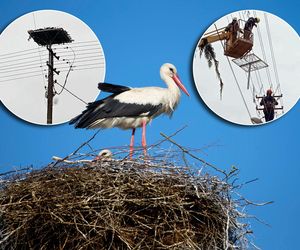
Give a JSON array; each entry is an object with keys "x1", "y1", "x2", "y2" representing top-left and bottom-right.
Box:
[
  {"x1": 224, "y1": 32, "x2": 254, "y2": 58},
  {"x1": 199, "y1": 20, "x2": 255, "y2": 59}
]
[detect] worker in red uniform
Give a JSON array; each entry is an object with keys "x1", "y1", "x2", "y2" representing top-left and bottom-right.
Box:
[
  {"x1": 244, "y1": 17, "x2": 260, "y2": 39},
  {"x1": 260, "y1": 89, "x2": 278, "y2": 122}
]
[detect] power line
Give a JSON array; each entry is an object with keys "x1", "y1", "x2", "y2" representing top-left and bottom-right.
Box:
[
  {"x1": 0, "y1": 60, "x2": 40, "y2": 71},
  {"x1": 56, "y1": 57, "x2": 104, "y2": 66},
  {"x1": 0, "y1": 47, "x2": 103, "y2": 61},
  {"x1": 59, "y1": 51, "x2": 104, "y2": 57},
  {"x1": 52, "y1": 40, "x2": 100, "y2": 50},
  {"x1": 0, "y1": 40, "x2": 100, "y2": 58},
  {"x1": 0, "y1": 59, "x2": 48, "y2": 68},
  {"x1": 0, "y1": 65, "x2": 104, "y2": 83},
  {"x1": 64, "y1": 40, "x2": 99, "y2": 45},
  {"x1": 32, "y1": 12, "x2": 47, "y2": 91},
  {"x1": 0, "y1": 54, "x2": 103, "y2": 69},
  {"x1": 254, "y1": 70, "x2": 265, "y2": 94},
  {"x1": 0, "y1": 68, "x2": 46, "y2": 79},
  {"x1": 55, "y1": 47, "x2": 102, "y2": 53},
  {"x1": 0, "y1": 73, "x2": 43, "y2": 83},
  {"x1": 0, "y1": 61, "x2": 104, "y2": 77},
  {"x1": 0, "y1": 54, "x2": 49, "y2": 64},
  {"x1": 0, "y1": 37, "x2": 104, "y2": 84},
  {"x1": 264, "y1": 13, "x2": 281, "y2": 93},
  {"x1": 0, "y1": 65, "x2": 44, "y2": 74},
  {"x1": 59, "y1": 54, "x2": 104, "y2": 61},
  {"x1": 60, "y1": 62, "x2": 104, "y2": 69},
  {"x1": 254, "y1": 11, "x2": 273, "y2": 89},
  {"x1": 0, "y1": 51, "x2": 103, "y2": 64},
  {"x1": 226, "y1": 58, "x2": 252, "y2": 119},
  {"x1": 54, "y1": 81, "x2": 88, "y2": 105},
  {"x1": 0, "y1": 55, "x2": 103, "y2": 70},
  {"x1": 0, "y1": 49, "x2": 44, "y2": 60},
  {"x1": 55, "y1": 46, "x2": 76, "y2": 96},
  {"x1": 238, "y1": 12, "x2": 242, "y2": 20},
  {"x1": 250, "y1": 72, "x2": 259, "y2": 98},
  {"x1": 54, "y1": 44, "x2": 102, "y2": 52},
  {"x1": 60, "y1": 66, "x2": 105, "y2": 73},
  {"x1": 0, "y1": 47, "x2": 41, "y2": 58},
  {"x1": 0, "y1": 53, "x2": 103, "y2": 71},
  {"x1": 0, "y1": 46, "x2": 106, "y2": 60},
  {"x1": 249, "y1": 74, "x2": 257, "y2": 103},
  {"x1": 55, "y1": 43, "x2": 102, "y2": 50}
]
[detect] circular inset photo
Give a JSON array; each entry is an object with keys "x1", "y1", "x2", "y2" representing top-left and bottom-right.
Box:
[
  {"x1": 0, "y1": 10, "x2": 105, "y2": 125},
  {"x1": 193, "y1": 10, "x2": 300, "y2": 125}
]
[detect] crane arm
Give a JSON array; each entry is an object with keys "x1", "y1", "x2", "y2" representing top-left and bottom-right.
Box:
[{"x1": 198, "y1": 30, "x2": 229, "y2": 48}]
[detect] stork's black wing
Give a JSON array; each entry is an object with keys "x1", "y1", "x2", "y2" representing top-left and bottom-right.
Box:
[
  {"x1": 70, "y1": 83, "x2": 131, "y2": 128},
  {"x1": 70, "y1": 92, "x2": 162, "y2": 129},
  {"x1": 98, "y1": 82, "x2": 131, "y2": 94},
  {"x1": 94, "y1": 98, "x2": 163, "y2": 118},
  {"x1": 69, "y1": 96, "x2": 113, "y2": 128}
]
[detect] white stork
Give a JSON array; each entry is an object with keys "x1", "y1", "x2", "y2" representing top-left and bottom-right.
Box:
[{"x1": 70, "y1": 63, "x2": 189, "y2": 158}]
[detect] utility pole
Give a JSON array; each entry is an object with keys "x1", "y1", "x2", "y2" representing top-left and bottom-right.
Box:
[
  {"x1": 47, "y1": 45, "x2": 54, "y2": 124},
  {"x1": 46, "y1": 45, "x2": 60, "y2": 124},
  {"x1": 28, "y1": 27, "x2": 73, "y2": 124}
]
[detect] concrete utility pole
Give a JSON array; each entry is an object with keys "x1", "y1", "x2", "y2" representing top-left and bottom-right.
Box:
[{"x1": 28, "y1": 27, "x2": 73, "y2": 124}]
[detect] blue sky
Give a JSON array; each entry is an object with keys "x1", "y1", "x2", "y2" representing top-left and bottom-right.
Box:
[{"x1": 0, "y1": 0, "x2": 299, "y2": 249}]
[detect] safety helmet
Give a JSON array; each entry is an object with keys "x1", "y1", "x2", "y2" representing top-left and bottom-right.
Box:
[
  {"x1": 266, "y1": 89, "x2": 272, "y2": 95},
  {"x1": 255, "y1": 17, "x2": 260, "y2": 23}
]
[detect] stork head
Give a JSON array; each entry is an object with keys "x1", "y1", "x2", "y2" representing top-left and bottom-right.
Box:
[
  {"x1": 99, "y1": 149, "x2": 112, "y2": 158},
  {"x1": 160, "y1": 63, "x2": 190, "y2": 96}
]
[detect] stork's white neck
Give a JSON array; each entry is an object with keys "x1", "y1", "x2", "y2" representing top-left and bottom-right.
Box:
[
  {"x1": 164, "y1": 76, "x2": 180, "y2": 94},
  {"x1": 161, "y1": 75, "x2": 181, "y2": 112}
]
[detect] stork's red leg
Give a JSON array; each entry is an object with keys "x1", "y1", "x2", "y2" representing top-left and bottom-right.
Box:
[
  {"x1": 142, "y1": 120, "x2": 147, "y2": 156},
  {"x1": 130, "y1": 128, "x2": 136, "y2": 159}
]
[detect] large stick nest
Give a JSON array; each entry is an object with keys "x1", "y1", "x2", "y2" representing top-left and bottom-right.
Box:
[{"x1": 0, "y1": 158, "x2": 250, "y2": 249}]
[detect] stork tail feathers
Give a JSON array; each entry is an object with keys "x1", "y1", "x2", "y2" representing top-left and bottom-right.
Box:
[{"x1": 98, "y1": 82, "x2": 131, "y2": 94}]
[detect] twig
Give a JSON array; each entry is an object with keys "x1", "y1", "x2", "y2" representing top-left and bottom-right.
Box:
[
  {"x1": 160, "y1": 132, "x2": 228, "y2": 177},
  {"x1": 52, "y1": 156, "x2": 93, "y2": 164},
  {"x1": 0, "y1": 167, "x2": 32, "y2": 176},
  {"x1": 150, "y1": 125, "x2": 188, "y2": 148},
  {"x1": 52, "y1": 129, "x2": 101, "y2": 167}
]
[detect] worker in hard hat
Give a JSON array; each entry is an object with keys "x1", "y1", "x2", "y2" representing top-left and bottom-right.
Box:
[
  {"x1": 260, "y1": 89, "x2": 278, "y2": 122},
  {"x1": 225, "y1": 17, "x2": 241, "y2": 48},
  {"x1": 244, "y1": 17, "x2": 260, "y2": 39}
]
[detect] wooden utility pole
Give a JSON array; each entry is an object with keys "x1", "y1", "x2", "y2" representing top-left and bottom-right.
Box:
[
  {"x1": 46, "y1": 46, "x2": 60, "y2": 124},
  {"x1": 28, "y1": 27, "x2": 73, "y2": 124},
  {"x1": 47, "y1": 45, "x2": 54, "y2": 124}
]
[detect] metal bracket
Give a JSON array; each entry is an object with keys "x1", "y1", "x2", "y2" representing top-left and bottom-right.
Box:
[
  {"x1": 46, "y1": 63, "x2": 60, "y2": 75},
  {"x1": 233, "y1": 53, "x2": 268, "y2": 90}
]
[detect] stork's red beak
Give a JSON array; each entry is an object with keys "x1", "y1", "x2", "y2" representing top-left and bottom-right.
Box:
[{"x1": 172, "y1": 74, "x2": 190, "y2": 96}]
